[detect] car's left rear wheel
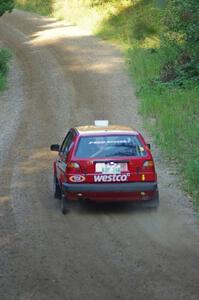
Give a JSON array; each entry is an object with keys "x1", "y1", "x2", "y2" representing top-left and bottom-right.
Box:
[
  {"x1": 60, "y1": 193, "x2": 69, "y2": 215},
  {"x1": 145, "y1": 191, "x2": 159, "y2": 209},
  {"x1": 53, "y1": 175, "x2": 61, "y2": 199}
]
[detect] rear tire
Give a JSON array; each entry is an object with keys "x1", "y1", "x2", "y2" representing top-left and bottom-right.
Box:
[
  {"x1": 145, "y1": 191, "x2": 159, "y2": 209},
  {"x1": 60, "y1": 193, "x2": 69, "y2": 215},
  {"x1": 53, "y1": 175, "x2": 61, "y2": 199}
]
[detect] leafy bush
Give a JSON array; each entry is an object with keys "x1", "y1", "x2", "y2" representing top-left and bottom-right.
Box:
[
  {"x1": 0, "y1": 0, "x2": 15, "y2": 16},
  {"x1": 0, "y1": 49, "x2": 12, "y2": 76},
  {"x1": 0, "y1": 48, "x2": 12, "y2": 91},
  {"x1": 162, "y1": 0, "x2": 199, "y2": 84}
]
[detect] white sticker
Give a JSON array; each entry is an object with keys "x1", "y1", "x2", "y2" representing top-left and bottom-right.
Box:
[{"x1": 94, "y1": 174, "x2": 130, "y2": 183}]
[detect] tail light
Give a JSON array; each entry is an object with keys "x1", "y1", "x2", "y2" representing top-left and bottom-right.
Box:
[
  {"x1": 142, "y1": 160, "x2": 154, "y2": 171},
  {"x1": 66, "y1": 162, "x2": 81, "y2": 173},
  {"x1": 142, "y1": 160, "x2": 156, "y2": 181}
]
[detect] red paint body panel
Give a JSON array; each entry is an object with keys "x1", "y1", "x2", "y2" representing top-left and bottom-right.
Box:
[{"x1": 52, "y1": 125, "x2": 158, "y2": 203}]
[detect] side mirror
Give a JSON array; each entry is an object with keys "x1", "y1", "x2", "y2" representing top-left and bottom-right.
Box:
[
  {"x1": 147, "y1": 143, "x2": 151, "y2": 150},
  {"x1": 50, "y1": 144, "x2": 60, "y2": 152}
]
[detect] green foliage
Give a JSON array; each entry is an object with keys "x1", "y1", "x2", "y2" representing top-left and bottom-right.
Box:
[
  {"x1": 86, "y1": 0, "x2": 114, "y2": 5},
  {"x1": 0, "y1": 48, "x2": 12, "y2": 76},
  {"x1": 96, "y1": 0, "x2": 164, "y2": 47},
  {"x1": 162, "y1": 0, "x2": 199, "y2": 84},
  {"x1": 0, "y1": 0, "x2": 15, "y2": 16},
  {"x1": 138, "y1": 82, "x2": 199, "y2": 205},
  {"x1": 0, "y1": 48, "x2": 12, "y2": 91},
  {"x1": 133, "y1": 21, "x2": 157, "y2": 40},
  {"x1": 165, "y1": 0, "x2": 199, "y2": 44},
  {"x1": 17, "y1": 0, "x2": 53, "y2": 16}
]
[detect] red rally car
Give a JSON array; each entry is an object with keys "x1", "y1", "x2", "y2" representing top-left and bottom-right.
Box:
[{"x1": 50, "y1": 121, "x2": 159, "y2": 214}]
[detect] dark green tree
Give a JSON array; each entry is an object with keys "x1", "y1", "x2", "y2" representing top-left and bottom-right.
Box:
[
  {"x1": 0, "y1": 0, "x2": 15, "y2": 16},
  {"x1": 164, "y1": 0, "x2": 199, "y2": 81}
]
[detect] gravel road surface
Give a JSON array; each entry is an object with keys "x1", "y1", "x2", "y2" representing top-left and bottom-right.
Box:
[{"x1": 0, "y1": 10, "x2": 199, "y2": 300}]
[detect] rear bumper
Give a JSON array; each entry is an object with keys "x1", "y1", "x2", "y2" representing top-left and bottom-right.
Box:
[{"x1": 62, "y1": 182, "x2": 158, "y2": 193}]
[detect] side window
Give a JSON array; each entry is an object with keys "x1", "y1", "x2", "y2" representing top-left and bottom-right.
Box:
[
  {"x1": 60, "y1": 131, "x2": 74, "y2": 157},
  {"x1": 60, "y1": 132, "x2": 70, "y2": 153}
]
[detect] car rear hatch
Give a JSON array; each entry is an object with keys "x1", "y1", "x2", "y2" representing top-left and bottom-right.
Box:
[{"x1": 66, "y1": 134, "x2": 156, "y2": 183}]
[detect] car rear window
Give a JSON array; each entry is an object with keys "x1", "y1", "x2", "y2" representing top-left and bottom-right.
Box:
[{"x1": 75, "y1": 135, "x2": 147, "y2": 158}]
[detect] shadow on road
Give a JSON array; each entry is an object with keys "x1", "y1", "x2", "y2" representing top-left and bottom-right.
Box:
[{"x1": 67, "y1": 199, "x2": 158, "y2": 216}]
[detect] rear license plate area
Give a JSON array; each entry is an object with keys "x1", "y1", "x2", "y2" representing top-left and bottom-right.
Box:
[{"x1": 95, "y1": 162, "x2": 128, "y2": 174}]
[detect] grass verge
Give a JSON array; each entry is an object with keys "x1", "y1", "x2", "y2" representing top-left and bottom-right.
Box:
[
  {"x1": 0, "y1": 48, "x2": 12, "y2": 91},
  {"x1": 16, "y1": 0, "x2": 53, "y2": 16},
  {"x1": 96, "y1": 2, "x2": 199, "y2": 208}
]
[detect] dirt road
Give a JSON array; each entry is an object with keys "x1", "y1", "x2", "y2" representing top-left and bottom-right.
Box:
[{"x1": 0, "y1": 10, "x2": 198, "y2": 300}]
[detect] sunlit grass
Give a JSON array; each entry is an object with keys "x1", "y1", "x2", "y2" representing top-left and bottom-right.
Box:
[
  {"x1": 16, "y1": 0, "x2": 53, "y2": 16},
  {"x1": 127, "y1": 43, "x2": 199, "y2": 206},
  {"x1": 138, "y1": 83, "x2": 199, "y2": 203}
]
